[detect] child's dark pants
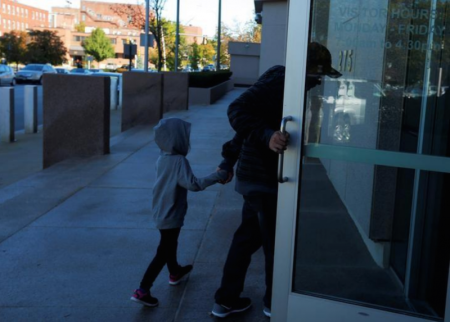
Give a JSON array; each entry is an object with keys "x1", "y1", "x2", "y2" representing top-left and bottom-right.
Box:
[{"x1": 140, "y1": 228, "x2": 181, "y2": 291}]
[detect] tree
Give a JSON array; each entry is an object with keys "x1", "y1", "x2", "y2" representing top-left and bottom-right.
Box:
[
  {"x1": 198, "y1": 42, "x2": 216, "y2": 67},
  {"x1": 189, "y1": 42, "x2": 200, "y2": 70},
  {"x1": 0, "y1": 31, "x2": 28, "y2": 69},
  {"x1": 162, "y1": 20, "x2": 186, "y2": 71},
  {"x1": 82, "y1": 28, "x2": 115, "y2": 68},
  {"x1": 26, "y1": 30, "x2": 68, "y2": 65},
  {"x1": 75, "y1": 22, "x2": 86, "y2": 33},
  {"x1": 110, "y1": 0, "x2": 168, "y2": 71}
]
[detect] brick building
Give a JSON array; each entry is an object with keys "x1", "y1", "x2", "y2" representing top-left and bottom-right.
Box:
[
  {"x1": 49, "y1": 1, "x2": 204, "y2": 69},
  {"x1": 1, "y1": 0, "x2": 204, "y2": 68},
  {"x1": 182, "y1": 25, "x2": 205, "y2": 45},
  {"x1": 0, "y1": 0, "x2": 49, "y2": 36}
]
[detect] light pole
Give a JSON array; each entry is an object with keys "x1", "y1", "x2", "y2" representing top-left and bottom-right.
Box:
[
  {"x1": 144, "y1": 0, "x2": 150, "y2": 72},
  {"x1": 175, "y1": 0, "x2": 180, "y2": 72},
  {"x1": 216, "y1": 0, "x2": 222, "y2": 72}
]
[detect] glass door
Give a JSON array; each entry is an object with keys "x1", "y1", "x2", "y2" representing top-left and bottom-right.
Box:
[{"x1": 272, "y1": 0, "x2": 450, "y2": 321}]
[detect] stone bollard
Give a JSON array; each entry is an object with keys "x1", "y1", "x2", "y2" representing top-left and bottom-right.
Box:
[
  {"x1": 122, "y1": 72, "x2": 163, "y2": 132},
  {"x1": 118, "y1": 78, "x2": 123, "y2": 110},
  {"x1": 24, "y1": 85, "x2": 38, "y2": 134},
  {"x1": 110, "y1": 77, "x2": 118, "y2": 110},
  {"x1": 0, "y1": 87, "x2": 15, "y2": 143},
  {"x1": 43, "y1": 74, "x2": 110, "y2": 169}
]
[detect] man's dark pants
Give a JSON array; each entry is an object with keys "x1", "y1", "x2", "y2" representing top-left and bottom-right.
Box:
[{"x1": 215, "y1": 193, "x2": 278, "y2": 308}]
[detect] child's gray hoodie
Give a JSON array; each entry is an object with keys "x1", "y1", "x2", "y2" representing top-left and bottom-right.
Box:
[{"x1": 152, "y1": 118, "x2": 226, "y2": 229}]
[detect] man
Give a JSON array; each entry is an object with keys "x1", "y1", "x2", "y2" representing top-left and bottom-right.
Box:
[{"x1": 212, "y1": 42, "x2": 341, "y2": 318}]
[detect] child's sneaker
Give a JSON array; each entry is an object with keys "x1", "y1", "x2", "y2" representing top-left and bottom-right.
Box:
[
  {"x1": 130, "y1": 289, "x2": 159, "y2": 307},
  {"x1": 169, "y1": 265, "x2": 193, "y2": 285}
]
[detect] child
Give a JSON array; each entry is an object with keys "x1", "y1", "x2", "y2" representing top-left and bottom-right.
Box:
[{"x1": 130, "y1": 118, "x2": 228, "y2": 307}]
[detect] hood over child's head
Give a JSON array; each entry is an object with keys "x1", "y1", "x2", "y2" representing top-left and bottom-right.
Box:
[{"x1": 154, "y1": 118, "x2": 191, "y2": 156}]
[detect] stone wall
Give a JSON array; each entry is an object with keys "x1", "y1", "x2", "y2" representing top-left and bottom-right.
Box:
[
  {"x1": 189, "y1": 80, "x2": 234, "y2": 105},
  {"x1": 43, "y1": 74, "x2": 110, "y2": 169},
  {"x1": 163, "y1": 72, "x2": 189, "y2": 113},
  {"x1": 122, "y1": 72, "x2": 163, "y2": 132}
]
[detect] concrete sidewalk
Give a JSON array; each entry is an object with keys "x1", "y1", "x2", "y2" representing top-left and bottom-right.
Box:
[{"x1": 0, "y1": 89, "x2": 269, "y2": 322}]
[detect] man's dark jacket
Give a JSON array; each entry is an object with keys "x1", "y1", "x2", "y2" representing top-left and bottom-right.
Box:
[{"x1": 220, "y1": 65, "x2": 286, "y2": 195}]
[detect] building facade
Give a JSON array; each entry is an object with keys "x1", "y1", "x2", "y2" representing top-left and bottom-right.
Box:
[
  {"x1": 0, "y1": 0, "x2": 49, "y2": 36},
  {"x1": 49, "y1": 1, "x2": 204, "y2": 68}
]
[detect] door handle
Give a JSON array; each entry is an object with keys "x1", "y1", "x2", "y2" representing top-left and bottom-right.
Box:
[
  {"x1": 278, "y1": 116, "x2": 293, "y2": 183},
  {"x1": 437, "y1": 68, "x2": 443, "y2": 97}
]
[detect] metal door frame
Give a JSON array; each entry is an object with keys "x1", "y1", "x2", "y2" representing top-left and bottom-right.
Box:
[{"x1": 271, "y1": 0, "x2": 450, "y2": 321}]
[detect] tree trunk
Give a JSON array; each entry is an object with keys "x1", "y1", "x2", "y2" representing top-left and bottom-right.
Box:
[{"x1": 161, "y1": 25, "x2": 167, "y2": 71}]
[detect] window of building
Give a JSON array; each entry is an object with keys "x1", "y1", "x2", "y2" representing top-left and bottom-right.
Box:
[
  {"x1": 25, "y1": 9, "x2": 28, "y2": 18},
  {"x1": 21, "y1": 8, "x2": 24, "y2": 17},
  {"x1": 82, "y1": 14, "x2": 86, "y2": 21},
  {"x1": 7, "y1": 5, "x2": 10, "y2": 14},
  {"x1": 110, "y1": 38, "x2": 117, "y2": 44},
  {"x1": 21, "y1": 22, "x2": 24, "y2": 30},
  {"x1": 25, "y1": 23, "x2": 28, "y2": 29},
  {"x1": 16, "y1": 7, "x2": 19, "y2": 15},
  {"x1": 12, "y1": 21, "x2": 15, "y2": 29},
  {"x1": 32, "y1": 12, "x2": 35, "y2": 20},
  {"x1": 12, "y1": 6, "x2": 15, "y2": 16},
  {"x1": 3, "y1": 19, "x2": 6, "y2": 29},
  {"x1": 7, "y1": 20, "x2": 11, "y2": 29},
  {"x1": 73, "y1": 35, "x2": 86, "y2": 42},
  {"x1": 2, "y1": 4, "x2": 5, "y2": 13}
]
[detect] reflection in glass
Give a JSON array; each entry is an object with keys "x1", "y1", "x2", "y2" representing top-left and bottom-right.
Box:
[{"x1": 294, "y1": 0, "x2": 450, "y2": 320}]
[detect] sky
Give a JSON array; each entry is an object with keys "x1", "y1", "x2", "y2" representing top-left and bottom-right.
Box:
[{"x1": 18, "y1": 0, "x2": 256, "y2": 37}]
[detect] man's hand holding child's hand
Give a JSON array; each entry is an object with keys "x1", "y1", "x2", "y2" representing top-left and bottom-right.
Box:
[{"x1": 217, "y1": 168, "x2": 233, "y2": 184}]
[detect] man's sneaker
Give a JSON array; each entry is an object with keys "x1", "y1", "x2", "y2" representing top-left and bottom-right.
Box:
[
  {"x1": 130, "y1": 289, "x2": 159, "y2": 307},
  {"x1": 211, "y1": 297, "x2": 252, "y2": 318},
  {"x1": 263, "y1": 306, "x2": 271, "y2": 317},
  {"x1": 169, "y1": 265, "x2": 193, "y2": 285}
]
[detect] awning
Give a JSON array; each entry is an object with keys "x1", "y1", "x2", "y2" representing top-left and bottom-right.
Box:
[{"x1": 69, "y1": 45, "x2": 85, "y2": 56}]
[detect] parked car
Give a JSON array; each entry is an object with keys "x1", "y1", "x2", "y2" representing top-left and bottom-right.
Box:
[
  {"x1": 182, "y1": 66, "x2": 193, "y2": 72},
  {"x1": 55, "y1": 68, "x2": 70, "y2": 74},
  {"x1": 70, "y1": 68, "x2": 93, "y2": 75},
  {"x1": 105, "y1": 63, "x2": 117, "y2": 70},
  {"x1": 0, "y1": 65, "x2": 15, "y2": 86},
  {"x1": 89, "y1": 69, "x2": 102, "y2": 73},
  {"x1": 15, "y1": 64, "x2": 57, "y2": 85},
  {"x1": 202, "y1": 64, "x2": 216, "y2": 72}
]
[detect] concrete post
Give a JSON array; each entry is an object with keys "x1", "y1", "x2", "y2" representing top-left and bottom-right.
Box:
[
  {"x1": 24, "y1": 85, "x2": 38, "y2": 134},
  {"x1": 0, "y1": 87, "x2": 15, "y2": 143},
  {"x1": 118, "y1": 79, "x2": 123, "y2": 110},
  {"x1": 110, "y1": 77, "x2": 118, "y2": 110}
]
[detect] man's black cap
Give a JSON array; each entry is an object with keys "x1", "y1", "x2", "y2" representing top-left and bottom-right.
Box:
[{"x1": 307, "y1": 42, "x2": 342, "y2": 78}]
